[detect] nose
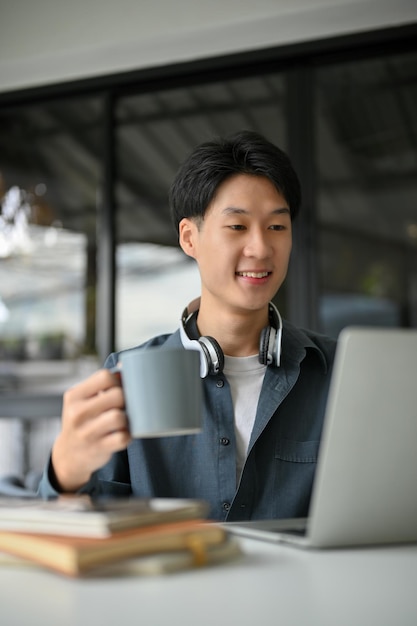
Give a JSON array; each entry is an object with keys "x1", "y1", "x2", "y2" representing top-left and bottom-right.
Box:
[{"x1": 243, "y1": 227, "x2": 272, "y2": 258}]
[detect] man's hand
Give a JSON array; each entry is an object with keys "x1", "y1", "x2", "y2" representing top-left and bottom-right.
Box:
[{"x1": 51, "y1": 369, "x2": 132, "y2": 492}]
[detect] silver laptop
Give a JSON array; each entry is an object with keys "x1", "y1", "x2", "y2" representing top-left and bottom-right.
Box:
[{"x1": 226, "y1": 326, "x2": 417, "y2": 548}]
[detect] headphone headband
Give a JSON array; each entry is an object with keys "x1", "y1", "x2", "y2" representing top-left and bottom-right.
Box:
[{"x1": 180, "y1": 299, "x2": 282, "y2": 378}]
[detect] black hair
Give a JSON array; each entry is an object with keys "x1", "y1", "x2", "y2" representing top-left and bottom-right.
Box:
[{"x1": 169, "y1": 129, "x2": 301, "y2": 233}]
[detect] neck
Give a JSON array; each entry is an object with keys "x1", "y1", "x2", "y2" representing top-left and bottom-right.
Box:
[{"x1": 196, "y1": 301, "x2": 269, "y2": 358}]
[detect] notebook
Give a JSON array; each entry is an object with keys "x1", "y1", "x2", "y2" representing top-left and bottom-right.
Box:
[{"x1": 226, "y1": 326, "x2": 417, "y2": 548}]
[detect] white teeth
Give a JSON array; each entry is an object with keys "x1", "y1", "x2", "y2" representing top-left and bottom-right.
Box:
[{"x1": 238, "y1": 271, "x2": 269, "y2": 278}]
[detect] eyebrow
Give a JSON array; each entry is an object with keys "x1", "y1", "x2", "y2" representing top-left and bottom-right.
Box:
[{"x1": 221, "y1": 207, "x2": 290, "y2": 216}]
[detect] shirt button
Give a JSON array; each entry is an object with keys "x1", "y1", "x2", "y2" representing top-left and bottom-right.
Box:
[
  {"x1": 220, "y1": 437, "x2": 230, "y2": 446},
  {"x1": 222, "y1": 502, "x2": 231, "y2": 511},
  {"x1": 216, "y1": 380, "x2": 224, "y2": 388}
]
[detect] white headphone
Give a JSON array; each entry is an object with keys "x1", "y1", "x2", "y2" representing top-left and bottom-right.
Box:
[{"x1": 179, "y1": 298, "x2": 282, "y2": 378}]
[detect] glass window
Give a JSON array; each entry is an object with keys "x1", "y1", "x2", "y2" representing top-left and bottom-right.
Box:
[
  {"x1": 0, "y1": 98, "x2": 102, "y2": 474},
  {"x1": 0, "y1": 98, "x2": 102, "y2": 388},
  {"x1": 316, "y1": 51, "x2": 417, "y2": 337},
  {"x1": 114, "y1": 74, "x2": 287, "y2": 350}
]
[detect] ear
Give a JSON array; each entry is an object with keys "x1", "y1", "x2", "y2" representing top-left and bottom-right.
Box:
[{"x1": 179, "y1": 218, "x2": 198, "y2": 259}]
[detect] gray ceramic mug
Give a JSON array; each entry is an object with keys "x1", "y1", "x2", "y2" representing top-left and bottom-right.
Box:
[{"x1": 112, "y1": 347, "x2": 202, "y2": 438}]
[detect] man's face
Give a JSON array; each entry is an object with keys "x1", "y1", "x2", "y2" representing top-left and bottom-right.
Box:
[{"x1": 179, "y1": 173, "x2": 293, "y2": 316}]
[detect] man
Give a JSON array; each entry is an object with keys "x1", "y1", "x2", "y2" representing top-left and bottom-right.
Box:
[{"x1": 39, "y1": 130, "x2": 336, "y2": 521}]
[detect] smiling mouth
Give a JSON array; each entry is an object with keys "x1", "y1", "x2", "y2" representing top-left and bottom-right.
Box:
[{"x1": 236, "y1": 271, "x2": 271, "y2": 278}]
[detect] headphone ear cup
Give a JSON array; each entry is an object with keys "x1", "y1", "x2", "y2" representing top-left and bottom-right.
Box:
[
  {"x1": 199, "y1": 336, "x2": 224, "y2": 376},
  {"x1": 259, "y1": 326, "x2": 271, "y2": 365},
  {"x1": 259, "y1": 302, "x2": 282, "y2": 366},
  {"x1": 180, "y1": 307, "x2": 225, "y2": 377}
]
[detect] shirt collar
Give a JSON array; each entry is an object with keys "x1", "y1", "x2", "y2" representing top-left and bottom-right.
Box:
[{"x1": 281, "y1": 320, "x2": 330, "y2": 374}]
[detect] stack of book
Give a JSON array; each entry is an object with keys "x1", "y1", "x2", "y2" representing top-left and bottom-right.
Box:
[{"x1": 0, "y1": 496, "x2": 242, "y2": 577}]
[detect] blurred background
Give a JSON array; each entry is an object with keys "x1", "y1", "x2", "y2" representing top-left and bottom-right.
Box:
[{"x1": 0, "y1": 0, "x2": 416, "y2": 481}]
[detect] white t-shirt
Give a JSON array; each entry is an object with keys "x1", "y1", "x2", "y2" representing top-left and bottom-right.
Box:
[{"x1": 223, "y1": 354, "x2": 267, "y2": 481}]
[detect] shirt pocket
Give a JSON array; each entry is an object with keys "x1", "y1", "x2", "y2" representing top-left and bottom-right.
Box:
[
  {"x1": 275, "y1": 438, "x2": 320, "y2": 463},
  {"x1": 271, "y1": 438, "x2": 320, "y2": 517}
]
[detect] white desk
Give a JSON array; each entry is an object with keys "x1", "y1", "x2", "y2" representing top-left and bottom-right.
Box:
[{"x1": 1, "y1": 538, "x2": 416, "y2": 626}]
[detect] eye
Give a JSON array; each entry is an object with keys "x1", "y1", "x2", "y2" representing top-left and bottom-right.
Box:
[
  {"x1": 269, "y1": 224, "x2": 287, "y2": 231},
  {"x1": 228, "y1": 224, "x2": 246, "y2": 231}
]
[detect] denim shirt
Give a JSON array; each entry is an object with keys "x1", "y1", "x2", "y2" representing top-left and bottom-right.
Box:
[{"x1": 39, "y1": 321, "x2": 336, "y2": 522}]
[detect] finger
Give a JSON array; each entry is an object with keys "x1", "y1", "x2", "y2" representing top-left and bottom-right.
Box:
[
  {"x1": 95, "y1": 420, "x2": 132, "y2": 452},
  {"x1": 62, "y1": 377, "x2": 125, "y2": 429},
  {"x1": 81, "y1": 407, "x2": 130, "y2": 442},
  {"x1": 82, "y1": 385, "x2": 125, "y2": 418},
  {"x1": 66, "y1": 368, "x2": 121, "y2": 402}
]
